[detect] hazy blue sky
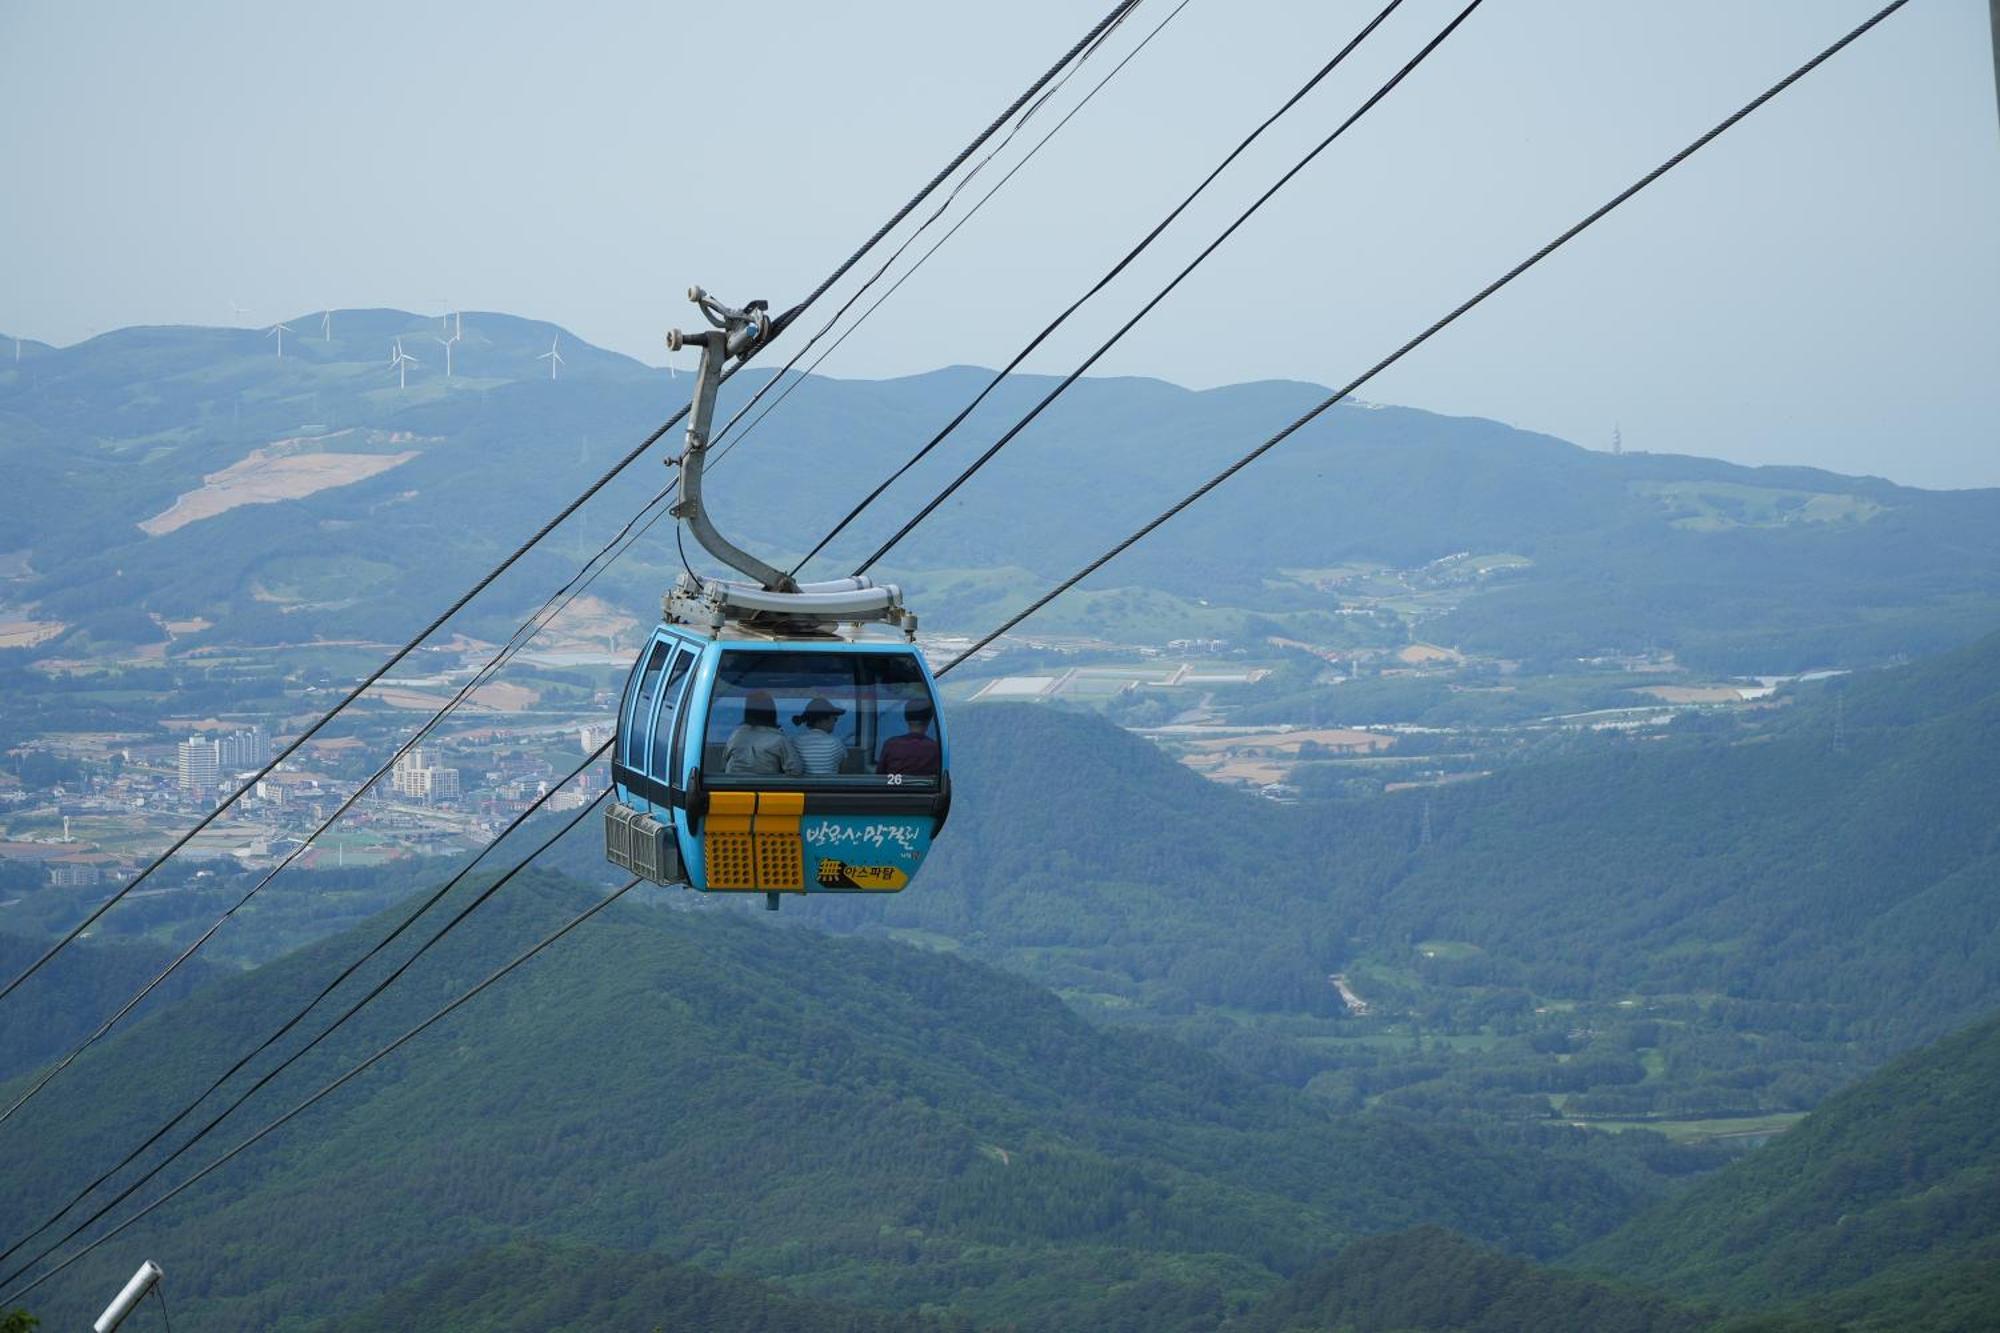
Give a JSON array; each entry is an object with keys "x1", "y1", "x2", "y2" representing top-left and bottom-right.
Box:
[{"x1": 3, "y1": 1, "x2": 1996, "y2": 486}]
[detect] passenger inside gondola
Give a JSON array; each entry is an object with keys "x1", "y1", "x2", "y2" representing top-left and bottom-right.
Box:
[
  {"x1": 704, "y1": 650, "x2": 940, "y2": 786},
  {"x1": 723, "y1": 689, "x2": 804, "y2": 776},
  {"x1": 878, "y1": 701, "x2": 940, "y2": 776},
  {"x1": 790, "y1": 696, "x2": 848, "y2": 774}
]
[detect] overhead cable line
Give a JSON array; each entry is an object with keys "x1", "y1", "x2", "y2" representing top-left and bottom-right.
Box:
[
  {"x1": 0, "y1": 482, "x2": 676, "y2": 1131},
  {"x1": 705, "y1": 0, "x2": 1148, "y2": 451},
  {"x1": 789, "y1": 0, "x2": 1412, "y2": 578},
  {"x1": 935, "y1": 0, "x2": 1916, "y2": 677},
  {"x1": 0, "y1": 742, "x2": 613, "y2": 1263},
  {"x1": 0, "y1": 874, "x2": 644, "y2": 1308},
  {"x1": 705, "y1": 0, "x2": 1196, "y2": 474},
  {"x1": 0, "y1": 477, "x2": 674, "y2": 1154},
  {"x1": 0, "y1": 0, "x2": 1142, "y2": 1010},
  {"x1": 854, "y1": 0, "x2": 1482, "y2": 577},
  {"x1": 0, "y1": 765, "x2": 612, "y2": 1295},
  {"x1": 764, "y1": 0, "x2": 1140, "y2": 348}
]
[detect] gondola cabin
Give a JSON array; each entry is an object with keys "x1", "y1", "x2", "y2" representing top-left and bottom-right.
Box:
[{"x1": 606, "y1": 624, "x2": 950, "y2": 907}]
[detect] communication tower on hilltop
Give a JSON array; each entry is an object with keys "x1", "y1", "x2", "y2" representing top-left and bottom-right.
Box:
[{"x1": 1611, "y1": 424, "x2": 1624, "y2": 456}]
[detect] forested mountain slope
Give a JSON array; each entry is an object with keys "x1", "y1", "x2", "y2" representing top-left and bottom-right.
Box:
[
  {"x1": 1228, "y1": 1227, "x2": 1710, "y2": 1333},
  {"x1": 6, "y1": 317, "x2": 1999, "y2": 667},
  {"x1": 0, "y1": 875, "x2": 1649, "y2": 1331},
  {"x1": 1574, "y1": 1011, "x2": 2000, "y2": 1331},
  {"x1": 314, "y1": 1239, "x2": 963, "y2": 1333},
  {"x1": 845, "y1": 633, "x2": 2000, "y2": 1046},
  {"x1": 1343, "y1": 636, "x2": 2000, "y2": 1038},
  {"x1": 0, "y1": 933, "x2": 222, "y2": 1081}
]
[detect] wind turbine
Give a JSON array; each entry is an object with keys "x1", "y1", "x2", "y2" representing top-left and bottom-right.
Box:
[
  {"x1": 321, "y1": 310, "x2": 334, "y2": 341},
  {"x1": 267, "y1": 322, "x2": 291, "y2": 358},
  {"x1": 228, "y1": 300, "x2": 250, "y2": 324},
  {"x1": 389, "y1": 337, "x2": 419, "y2": 389},
  {"x1": 538, "y1": 335, "x2": 564, "y2": 381},
  {"x1": 434, "y1": 326, "x2": 461, "y2": 378}
]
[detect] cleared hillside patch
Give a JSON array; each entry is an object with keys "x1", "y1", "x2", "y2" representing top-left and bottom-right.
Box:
[{"x1": 140, "y1": 441, "x2": 419, "y2": 535}]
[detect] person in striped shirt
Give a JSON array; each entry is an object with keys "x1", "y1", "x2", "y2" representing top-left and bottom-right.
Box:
[{"x1": 791, "y1": 697, "x2": 848, "y2": 775}]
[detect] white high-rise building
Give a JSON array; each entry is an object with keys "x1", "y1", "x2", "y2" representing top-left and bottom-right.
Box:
[
  {"x1": 391, "y1": 747, "x2": 431, "y2": 799},
  {"x1": 390, "y1": 746, "x2": 460, "y2": 803},
  {"x1": 177, "y1": 738, "x2": 219, "y2": 792},
  {"x1": 217, "y1": 724, "x2": 270, "y2": 770}
]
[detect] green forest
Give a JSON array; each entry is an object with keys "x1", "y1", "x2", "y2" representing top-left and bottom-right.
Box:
[{"x1": 4, "y1": 325, "x2": 2000, "y2": 1327}]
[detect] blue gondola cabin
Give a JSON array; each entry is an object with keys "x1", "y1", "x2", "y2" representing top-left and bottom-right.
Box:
[{"x1": 606, "y1": 625, "x2": 950, "y2": 908}]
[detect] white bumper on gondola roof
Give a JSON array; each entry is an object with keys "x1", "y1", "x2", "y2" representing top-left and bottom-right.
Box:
[{"x1": 663, "y1": 572, "x2": 917, "y2": 637}]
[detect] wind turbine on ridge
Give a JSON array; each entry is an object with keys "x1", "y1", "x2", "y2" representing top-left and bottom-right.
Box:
[
  {"x1": 538, "y1": 335, "x2": 564, "y2": 381},
  {"x1": 321, "y1": 310, "x2": 334, "y2": 341},
  {"x1": 434, "y1": 323, "x2": 461, "y2": 378},
  {"x1": 266, "y1": 322, "x2": 291, "y2": 358},
  {"x1": 389, "y1": 337, "x2": 419, "y2": 390}
]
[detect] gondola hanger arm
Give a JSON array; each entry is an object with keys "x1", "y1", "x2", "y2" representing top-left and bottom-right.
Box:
[{"x1": 667, "y1": 287, "x2": 796, "y2": 593}]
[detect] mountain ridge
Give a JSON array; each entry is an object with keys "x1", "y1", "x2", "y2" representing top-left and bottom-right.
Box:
[{"x1": 7, "y1": 315, "x2": 2000, "y2": 669}]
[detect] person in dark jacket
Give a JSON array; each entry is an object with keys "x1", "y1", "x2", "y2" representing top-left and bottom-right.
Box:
[{"x1": 877, "y1": 700, "x2": 940, "y2": 776}]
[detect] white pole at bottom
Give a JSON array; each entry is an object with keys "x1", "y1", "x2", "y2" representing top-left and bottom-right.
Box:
[{"x1": 92, "y1": 1260, "x2": 162, "y2": 1333}]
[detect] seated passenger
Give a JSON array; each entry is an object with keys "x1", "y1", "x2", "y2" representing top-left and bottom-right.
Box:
[
  {"x1": 877, "y1": 700, "x2": 941, "y2": 776},
  {"x1": 724, "y1": 689, "x2": 804, "y2": 776},
  {"x1": 790, "y1": 696, "x2": 847, "y2": 775}
]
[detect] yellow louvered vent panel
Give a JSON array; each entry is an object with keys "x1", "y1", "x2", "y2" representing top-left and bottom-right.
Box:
[
  {"x1": 705, "y1": 792, "x2": 758, "y2": 891},
  {"x1": 756, "y1": 835, "x2": 801, "y2": 888},
  {"x1": 706, "y1": 833, "x2": 756, "y2": 889},
  {"x1": 754, "y1": 791, "x2": 805, "y2": 892}
]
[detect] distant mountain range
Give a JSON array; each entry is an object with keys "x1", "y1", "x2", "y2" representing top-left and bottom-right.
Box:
[{"x1": 5, "y1": 313, "x2": 1999, "y2": 670}]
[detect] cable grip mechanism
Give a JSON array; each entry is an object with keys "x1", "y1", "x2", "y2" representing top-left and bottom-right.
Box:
[{"x1": 664, "y1": 287, "x2": 793, "y2": 592}]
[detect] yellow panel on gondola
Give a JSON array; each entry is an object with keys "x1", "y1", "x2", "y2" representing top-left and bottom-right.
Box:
[
  {"x1": 705, "y1": 791, "x2": 757, "y2": 890},
  {"x1": 753, "y1": 791, "x2": 804, "y2": 892}
]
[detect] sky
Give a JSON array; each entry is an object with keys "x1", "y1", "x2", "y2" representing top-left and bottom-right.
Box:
[{"x1": 3, "y1": 0, "x2": 1996, "y2": 488}]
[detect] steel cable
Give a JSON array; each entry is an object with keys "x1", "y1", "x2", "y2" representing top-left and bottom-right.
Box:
[
  {"x1": 790, "y1": 0, "x2": 1411, "y2": 578},
  {"x1": 0, "y1": 767, "x2": 612, "y2": 1295},
  {"x1": 0, "y1": 873, "x2": 644, "y2": 1307},
  {"x1": 936, "y1": 0, "x2": 1915, "y2": 676},
  {"x1": 0, "y1": 0, "x2": 1139, "y2": 1009},
  {"x1": 0, "y1": 481, "x2": 674, "y2": 1130},
  {"x1": 702, "y1": 0, "x2": 1147, "y2": 458},
  {"x1": 856, "y1": 0, "x2": 1482, "y2": 577},
  {"x1": 704, "y1": 0, "x2": 1195, "y2": 476},
  {"x1": 0, "y1": 488, "x2": 681, "y2": 1239}
]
